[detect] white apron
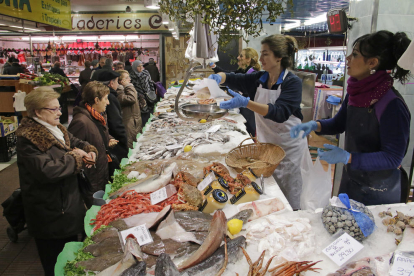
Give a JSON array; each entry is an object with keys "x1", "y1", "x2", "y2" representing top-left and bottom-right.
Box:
[{"x1": 254, "y1": 69, "x2": 308, "y2": 210}]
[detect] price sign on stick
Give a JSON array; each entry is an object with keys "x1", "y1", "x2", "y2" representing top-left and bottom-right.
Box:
[
  {"x1": 390, "y1": 252, "x2": 414, "y2": 276},
  {"x1": 197, "y1": 171, "x2": 216, "y2": 191},
  {"x1": 322, "y1": 232, "x2": 364, "y2": 266},
  {"x1": 120, "y1": 224, "x2": 153, "y2": 246}
]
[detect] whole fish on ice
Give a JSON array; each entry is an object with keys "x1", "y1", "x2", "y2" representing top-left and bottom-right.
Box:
[{"x1": 110, "y1": 162, "x2": 178, "y2": 199}]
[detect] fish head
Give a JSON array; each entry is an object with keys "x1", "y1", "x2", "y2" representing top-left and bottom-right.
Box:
[{"x1": 124, "y1": 237, "x2": 144, "y2": 262}]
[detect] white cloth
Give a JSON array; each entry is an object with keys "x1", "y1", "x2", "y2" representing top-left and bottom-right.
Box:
[
  {"x1": 398, "y1": 40, "x2": 414, "y2": 71},
  {"x1": 13, "y1": 91, "x2": 26, "y2": 112},
  {"x1": 254, "y1": 69, "x2": 308, "y2": 210},
  {"x1": 33, "y1": 117, "x2": 65, "y2": 144}
]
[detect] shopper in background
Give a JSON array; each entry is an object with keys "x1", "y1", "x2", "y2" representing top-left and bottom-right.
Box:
[
  {"x1": 99, "y1": 57, "x2": 107, "y2": 69},
  {"x1": 211, "y1": 47, "x2": 261, "y2": 74},
  {"x1": 3, "y1": 57, "x2": 13, "y2": 70},
  {"x1": 210, "y1": 47, "x2": 261, "y2": 136},
  {"x1": 79, "y1": 60, "x2": 92, "y2": 90},
  {"x1": 69, "y1": 81, "x2": 117, "y2": 207},
  {"x1": 90, "y1": 59, "x2": 100, "y2": 79},
  {"x1": 130, "y1": 60, "x2": 158, "y2": 126},
  {"x1": 208, "y1": 34, "x2": 306, "y2": 210},
  {"x1": 143, "y1": 58, "x2": 160, "y2": 82},
  {"x1": 124, "y1": 60, "x2": 132, "y2": 72},
  {"x1": 49, "y1": 61, "x2": 68, "y2": 78},
  {"x1": 3, "y1": 58, "x2": 24, "y2": 75},
  {"x1": 291, "y1": 30, "x2": 411, "y2": 205},
  {"x1": 98, "y1": 70, "x2": 128, "y2": 163},
  {"x1": 92, "y1": 58, "x2": 114, "y2": 81},
  {"x1": 115, "y1": 62, "x2": 125, "y2": 71},
  {"x1": 16, "y1": 87, "x2": 97, "y2": 276},
  {"x1": 116, "y1": 70, "x2": 143, "y2": 148}
]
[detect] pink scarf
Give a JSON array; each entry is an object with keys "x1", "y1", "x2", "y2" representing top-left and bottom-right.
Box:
[{"x1": 347, "y1": 70, "x2": 393, "y2": 108}]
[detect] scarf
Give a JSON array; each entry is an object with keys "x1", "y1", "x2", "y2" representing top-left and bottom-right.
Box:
[
  {"x1": 131, "y1": 60, "x2": 143, "y2": 74},
  {"x1": 85, "y1": 103, "x2": 112, "y2": 162},
  {"x1": 33, "y1": 117, "x2": 65, "y2": 144},
  {"x1": 347, "y1": 70, "x2": 393, "y2": 108},
  {"x1": 85, "y1": 103, "x2": 106, "y2": 126}
]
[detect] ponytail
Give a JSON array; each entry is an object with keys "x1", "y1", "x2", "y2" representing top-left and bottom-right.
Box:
[{"x1": 353, "y1": 30, "x2": 411, "y2": 84}]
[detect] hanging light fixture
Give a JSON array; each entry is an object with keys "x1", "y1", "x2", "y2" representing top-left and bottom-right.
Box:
[
  {"x1": 168, "y1": 21, "x2": 175, "y2": 31},
  {"x1": 126, "y1": 6, "x2": 132, "y2": 13},
  {"x1": 144, "y1": 0, "x2": 160, "y2": 10},
  {"x1": 160, "y1": 13, "x2": 169, "y2": 24}
]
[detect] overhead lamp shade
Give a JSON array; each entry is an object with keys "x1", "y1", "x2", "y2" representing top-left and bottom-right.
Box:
[
  {"x1": 168, "y1": 22, "x2": 175, "y2": 31},
  {"x1": 144, "y1": 0, "x2": 160, "y2": 9},
  {"x1": 161, "y1": 13, "x2": 169, "y2": 24}
]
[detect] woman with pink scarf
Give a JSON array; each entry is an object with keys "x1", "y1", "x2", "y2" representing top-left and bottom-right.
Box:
[{"x1": 291, "y1": 30, "x2": 411, "y2": 205}]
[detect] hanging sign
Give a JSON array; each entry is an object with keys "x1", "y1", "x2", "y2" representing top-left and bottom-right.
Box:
[
  {"x1": 0, "y1": 0, "x2": 71, "y2": 30},
  {"x1": 71, "y1": 13, "x2": 169, "y2": 32}
]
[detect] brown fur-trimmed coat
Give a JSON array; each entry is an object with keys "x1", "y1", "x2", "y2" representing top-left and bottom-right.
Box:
[{"x1": 16, "y1": 117, "x2": 97, "y2": 239}]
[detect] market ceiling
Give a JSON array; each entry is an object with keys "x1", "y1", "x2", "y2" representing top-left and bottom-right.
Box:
[{"x1": 0, "y1": 0, "x2": 349, "y2": 36}]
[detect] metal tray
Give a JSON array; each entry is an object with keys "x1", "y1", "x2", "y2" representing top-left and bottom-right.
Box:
[{"x1": 180, "y1": 104, "x2": 228, "y2": 120}]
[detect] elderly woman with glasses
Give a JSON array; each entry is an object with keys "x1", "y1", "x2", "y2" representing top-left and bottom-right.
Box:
[{"x1": 16, "y1": 87, "x2": 97, "y2": 276}]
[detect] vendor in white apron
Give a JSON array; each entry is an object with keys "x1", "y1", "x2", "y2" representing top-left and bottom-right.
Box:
[{"x1": 208, "y1": 34, "x2": 307, "y2": 210}]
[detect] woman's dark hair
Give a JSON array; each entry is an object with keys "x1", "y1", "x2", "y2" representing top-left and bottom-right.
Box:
[
  {"x1": 353, "y1": 30, "x2": 411, "y2": 83},
  {"x1": 261, "y1": 34, "x2": 298, "y2": 69}
]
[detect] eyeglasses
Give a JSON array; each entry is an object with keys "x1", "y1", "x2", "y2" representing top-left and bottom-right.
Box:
[{"x1": 42, "y1": 107, "x2": 62, "y2": 113}]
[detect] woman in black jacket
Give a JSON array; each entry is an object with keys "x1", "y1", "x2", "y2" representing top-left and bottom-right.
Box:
[{"x1": 16, "y1": 87, "x2": 97, "y2": 276}]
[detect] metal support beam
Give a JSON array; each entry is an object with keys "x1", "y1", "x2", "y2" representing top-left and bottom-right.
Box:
[{"x1": 371, "y1": 0, "x2": 380, "y2": 33}]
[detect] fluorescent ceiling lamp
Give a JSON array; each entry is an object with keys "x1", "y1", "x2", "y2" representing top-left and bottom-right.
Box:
[
  {"x1": 62, "y1": 36, "x2": 80, "y2": 41},
  {"x1": 144, "y1": 0, "x2": 160, "y2": 9},
  {"x1": 283, "y1": 20, "x2": 300, "y2": 30},
  {"x1": 22, "y1": 36, "x2": 60, "y2": 41},
  {"x1": 99, "y1": 35, "x2": 125, "y2": 40},
  {"x1": 172, "y1": 31, "x2": 176, "y2": 34},
  {"x1": 304, "y1": 13, "x2": 327, "y2": 26},
  {"x1": 126, "y1": 35, "x2": 139, "y2": 40},
  {"x1": 10, "y1": 26, "x2": 23, "y2": 28}
]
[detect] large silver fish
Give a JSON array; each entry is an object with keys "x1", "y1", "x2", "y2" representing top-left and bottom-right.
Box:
[
  {"x1": 110, "y1": 162, "x2": 178, "y2": 199},
  {"x1": 154, "y1": 236, "x2": 246, "y2": 276},
  {"x1": 178, "y1": 210, "x2": 227, "y2": 271}
]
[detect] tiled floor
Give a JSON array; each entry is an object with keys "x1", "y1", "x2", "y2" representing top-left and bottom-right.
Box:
[
  {"x1": 0, "y1": 156, "x2": 17, "y2": 173},
  {"x1": 0, "y1": 163, "x2": 44, "y2": 276}
]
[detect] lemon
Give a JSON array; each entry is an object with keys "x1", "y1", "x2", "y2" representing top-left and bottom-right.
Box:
[
  {"x1": 227, "y1": 219, "x2": 243, "y2": 235},
  {"x1": 199, "y1": 119, "x2": 207, "y2": 123},
  {"x1": 184, "y1": 145, "x2": 193, "y2": 152}
]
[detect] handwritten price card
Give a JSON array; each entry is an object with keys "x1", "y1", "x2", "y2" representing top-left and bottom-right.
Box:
[
  {"x1": 120, "y1": 224, "x2": 153, "y2": 246},
  {"x1": 390, "y1": 252, "x2": 414, "y2": 276},
  {"x1": 322, "y1": 232, "x2": 364, "y2": 266}
]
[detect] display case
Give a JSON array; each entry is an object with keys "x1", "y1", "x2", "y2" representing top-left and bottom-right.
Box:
[{"x1": 296, "y1": 46, "x2": 346, "y2": 86}]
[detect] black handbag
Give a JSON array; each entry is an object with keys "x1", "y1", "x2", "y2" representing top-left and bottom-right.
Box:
[{"x1": 77, "y1": 169, "x2": 94, "y2": 196}]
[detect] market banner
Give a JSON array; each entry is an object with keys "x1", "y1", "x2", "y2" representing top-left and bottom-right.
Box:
[
  {"x1": 0, "y1": 0, "x2": 71, "y2": 29},
  {"x1": 71, "y1": 13, "x2": 168, "y2": 32}
]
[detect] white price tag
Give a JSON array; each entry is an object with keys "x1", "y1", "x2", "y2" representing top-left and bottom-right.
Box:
[
  {"x1": 206, "y1": 125, "x2": 221, "y2": 133},
  {"x1": 150, "y1": 187, "x2": 168, "y2": 205},
  {"x1": 120, "y1": 225, "x2": 153, "y2": 246},
  {"x1": 390, "y1": 252, "x2": 414, "y2": 276},
  {"x1": 197, "y1": 171, "x2": 216, "y2": 191},
  {"x1": 322, "y1": 232, "x2": 364, "y2": 266},
  {"x1": 8, "y1": 124, "x2": 14, "y2": 131},
  {"x1": 165, "y1": 144, "x2": 183, "y2": 151}
]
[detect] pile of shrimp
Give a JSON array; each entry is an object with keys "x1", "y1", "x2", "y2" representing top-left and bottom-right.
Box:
[{"x1": 91, "y1": 190, "x2": 180, "y2": 231}]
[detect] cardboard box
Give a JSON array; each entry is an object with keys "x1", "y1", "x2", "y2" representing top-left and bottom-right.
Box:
[{"x1": 0, "y1": 116, "x2": 19, "y2": 137}]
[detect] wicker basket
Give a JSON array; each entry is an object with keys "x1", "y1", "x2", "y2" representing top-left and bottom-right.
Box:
[{"x1": 225, "y1": 137, "x2": 286, "y2": 177}]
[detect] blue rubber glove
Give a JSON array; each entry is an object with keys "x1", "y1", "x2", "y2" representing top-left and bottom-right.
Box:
[
  {"x1": 209, "y1": 62, "x2": 214, "y2": 67},
  {"x1": 318, "y1": 144, "x2": 351, "y2": 164},
  {"x1": 208, "y1": 74, "x2": 222, "y2": 85},
  {"x1": 219, "y1": 89, "x2": 250, "y2": 109},
  {"x1": 290, "y1": 121, "x2": 318, "y2": 139}
]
